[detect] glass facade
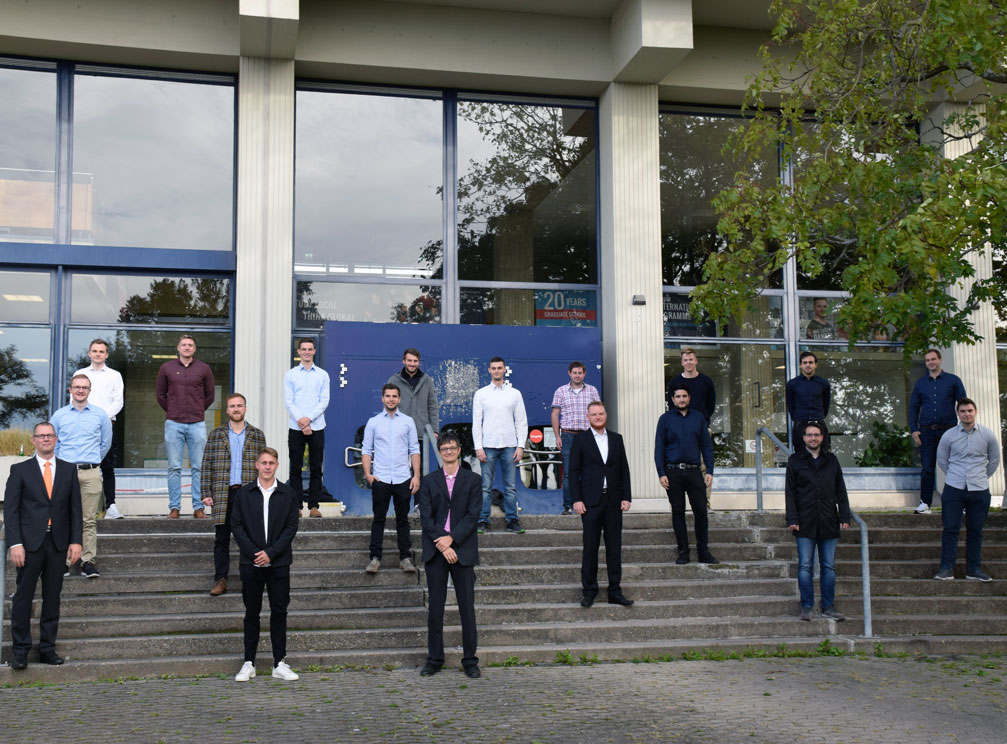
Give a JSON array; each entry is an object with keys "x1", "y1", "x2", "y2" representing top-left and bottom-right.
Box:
[{"x1": 295, "y1": 281, "x2": 441, "y2": 328}]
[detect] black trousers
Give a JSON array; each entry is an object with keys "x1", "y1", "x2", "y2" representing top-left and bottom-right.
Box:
[
  {"x1": 666, "y1": 467, "x2": 709, "y2": 554},
  {"x1": 288, "y1": 428, "x2": 325, "y2": 509},
  {"x1": 369, "y1": 479, "x2": 412, "y2": 560},
  {"x1": 213, "y1": 485, "x2": 240, "y2": 581},
  {"x1": 239, "y1": 563, "x2": 290, "y2": 665},
  {"x1": 100, "y1": 434, "x2": 116, "y2": 506},
  {"x1": 10, "y1": 532, "x2": 66, "y2": 657},
  {"x1": 424, "y1": 553, "x2": 478, "y2": 669},
  {"x1": 581, "y1": 497, "x2": 623, "y2": 595}
]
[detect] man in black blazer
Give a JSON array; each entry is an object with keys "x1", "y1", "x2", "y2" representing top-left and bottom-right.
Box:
[
  {"x1": 4, "y1": 422, "x2": 83, "y2": 669},
  {"x1": 569, "y1": 401, "x2": 633, "y2": 608},
  {"x1": 417, "y1": 432, "x2": 482, "y2": 679},
  {"x1": 229, "y1": 447, "x2": 300, "y2": 682}
]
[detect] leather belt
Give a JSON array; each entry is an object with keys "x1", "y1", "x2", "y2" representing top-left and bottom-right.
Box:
[
  {"x1": 564, "y1": 429, "x2": 588, "y2": 433},
  {"x1": 229, "y1": 484, "x2": 242, "y2": 490},
  {"x1": 666, "y1": 462, "x2": 700, "y2": 470},
  {"x1": 76, "y1": 463, "x2": 100, "y2": 470},
  {"x1": 921, "y1": 424, "x2": 951, "y2": 431}
]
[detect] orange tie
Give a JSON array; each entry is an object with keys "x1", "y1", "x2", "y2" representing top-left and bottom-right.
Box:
[{"x1": 44, "y1": 460, "x2": 53, "y2": 527}]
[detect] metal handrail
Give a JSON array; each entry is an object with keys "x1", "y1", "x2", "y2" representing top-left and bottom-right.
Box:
[
  {"x1": 755, "y1": 427, "x2": 873, "y2": 638},
  {"x1": 423, "y1": 425, "x2": 443, "y2": 472}
]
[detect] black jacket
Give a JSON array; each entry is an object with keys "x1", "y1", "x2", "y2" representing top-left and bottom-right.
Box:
[
  {"x1": 4, "y1": 457, "x2": 83, "y2": 552},
  {"x1": 784, "y1": 449, "x2": 851, "y2": 540},
  {"x1": 230, "y1": 480, "x2": 300, "y2": 567},
  {"x1": 569, "y1": 429, "x2": 631, "y2": 507},
  {"x1": 417, "y1": 467, "x2": 481, "y2": 566}
]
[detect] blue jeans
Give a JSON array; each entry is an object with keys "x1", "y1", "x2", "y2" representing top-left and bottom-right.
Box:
[
  {"x1": 165, "y1": 419, "x2": 208, "y2": 511},
  {"x1": 560, "y1": 431, "x2": 578, "y2": 510},
  {"x1": 480, "y1": 446, "x2": 518, "y2": 524},
  {"x1": 919, "y1": 428, "x2": 949, "y2": 506},
  {"x1": 939, "y1": 485, "x2": 990, "y2": 573},
  {"x1": 796, "y1": 536, "x2": 838, "y2": 610}
]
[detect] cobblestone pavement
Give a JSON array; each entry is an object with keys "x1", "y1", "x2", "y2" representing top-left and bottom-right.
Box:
[{"x1": 1, "y1": 655, "x2": 1005, "y2": 743}]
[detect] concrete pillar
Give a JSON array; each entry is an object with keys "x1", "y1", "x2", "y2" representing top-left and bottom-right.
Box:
[
  {"x1": 598, "y1": 82, "x2": 665, "y2": 493},
  {"x1": 234, "y1": 56, "x2": 295, "y2": 465}
]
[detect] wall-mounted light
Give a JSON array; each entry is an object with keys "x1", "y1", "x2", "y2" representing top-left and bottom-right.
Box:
[{"x1": 632, "y1": 295, "x2": 646, "y2": 306}]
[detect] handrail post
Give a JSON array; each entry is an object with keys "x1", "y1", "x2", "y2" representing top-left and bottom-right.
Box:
[
  {"x1": 850, "y1": 510, "x2": 873, "y2": 638},
  {"x1": 755, "y1": 436, "x2": 764, "y2": 513}
]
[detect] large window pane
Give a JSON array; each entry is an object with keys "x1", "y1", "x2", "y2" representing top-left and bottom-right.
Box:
[
  {"x1": 295, "y1": 91, "x2": 443, "y2": 279},
  {"x1": 0, "y1": 326, "x2": 51, "y2": 430},
  {"x1": 66, "y1": 328, "x2": 230, "y2": 468},
  {"x1": 660, "y1": 113, "x2": 777, "y2": 287},
  {"x1": 664, "y1": 342, "x2": 787, "y2": 468},
  {"x1": 72, "y1": 74, "x2": 233, "y2": 249},
  {"x1": 70, "y1": 274, "x2": 230, "y2": 325},
  {"x1": 664, "y1": 292, "x2": 782, "y2": 339},
  {"x1": 1, "y1": 271, "x2": 51, "y2": 323},
  {"x1": 461, "y1": 288, "x2": 597, "y2": 327},
  {"x1": 803, "y1": 345, "x2": 924, "y2": 468},
  {"x1": 999, "y1": 349, "x2": 1007, "y2": 465},
  {"x1": 457, "y1": 102, "x2": 596, "y2": 284},
  {"x1": 295, "y1": 281, "x2": 441, "y2": 328},
  {"x1": 0, "y1": 66, "x2": 56, "y2": 243}
]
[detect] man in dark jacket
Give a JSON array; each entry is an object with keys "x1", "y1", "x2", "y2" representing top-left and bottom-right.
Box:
[
  {"x1": 785, "y1": 422, "x2": 850, "y2": 621},
  {"x1": 388, "y1": 348, "x2": 440, "y2": 446}
]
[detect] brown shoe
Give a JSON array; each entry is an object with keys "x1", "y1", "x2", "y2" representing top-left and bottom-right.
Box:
[
  {"x1": 193, "y1": 508, "x2": 207, "y2": 519},
  {"x1": 167, "y1": 508, "x2": 180, "y2": 519},
  {"x1": 309, "y1": 507, "x2": 322, "y2": 518},
  {"x1": 209, "y1": 579, "x2": 227, "y2": 596}
]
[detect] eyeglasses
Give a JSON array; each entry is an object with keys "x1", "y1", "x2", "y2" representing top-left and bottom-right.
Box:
[
  {"x1": 32, "y1": 434, "x2": 56, "y2": 439},
  {"x1": 438, "y1": 446, "x2": 460, "y2": 453},
  {"x1": 70, "y1": 385, "x2": 91, "y2": 391}
]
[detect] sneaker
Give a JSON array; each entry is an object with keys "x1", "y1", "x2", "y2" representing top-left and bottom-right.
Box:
[
  {"x1": 365, "y1": 557, "x2": 381, "y2": 574},
  {"x1": 272, "y1": 660, "x2": 299, "y2": 680},
  {"x1": 104, "y1": 503, "x2": 124, "y2": 519},
  {"x1": 822, "y1": 606, "x2": 845, "y2": 621},
  {"x1": 505, "y1": 520, "x2": 525, "y2": 534},
  {"x1": 966, "y1": 569, "x2": 993, "y2": 582},
  {"x1": 235, "y1": 661, "x2": 256, "y2": 682},
  {"x1": 561, "y1": 508, "x2": 573, "y2": 516},
  {"x1": 476, "y1": 522, "x2": 489, "y2": 535},
  {"x1": 81, "y1": 562, "x2": 100, "y2": 578},
  {"x1": 933, "y1": 568, "x2": 954, "y2": 581},
  {"x1": 800, "y1": 607, "x2": 812, "y2": 621},
  {"x1": 400, "y1": 557, "x2": 417, "y2": 573},
  {"x1": 914, "y1": 502, "x2": 931, "y2": 514}
]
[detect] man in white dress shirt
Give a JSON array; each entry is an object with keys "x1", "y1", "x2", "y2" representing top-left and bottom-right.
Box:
[{"x1": 74, "y1": 339, "x2": 124, "y2": 519}]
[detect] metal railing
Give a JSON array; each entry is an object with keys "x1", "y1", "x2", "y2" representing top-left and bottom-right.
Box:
[{"x1": 754, "y1": 427, "x2": 873, "y2": 638}]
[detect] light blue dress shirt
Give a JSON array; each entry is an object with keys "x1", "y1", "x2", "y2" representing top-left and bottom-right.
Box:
[
  {"x1": 937, "y1": 423, "x2": 1000, "y2": 491},
  {"x1": 361, "y1": 409, "x2": 420, "y2": 483},
  {"x1": 228, "y1": 423, "x2": 247, "y2": 486},
  {"x1": 284, "y1": 363, "x2": 330, "y2": 430},
  {"x1": 51, "y1": 402, "x2": 112, "y2": 464}
]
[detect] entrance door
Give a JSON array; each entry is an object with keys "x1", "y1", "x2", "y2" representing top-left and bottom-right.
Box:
[{"x1": 323, "y1": 321, "x2": 601, "y2": 515}]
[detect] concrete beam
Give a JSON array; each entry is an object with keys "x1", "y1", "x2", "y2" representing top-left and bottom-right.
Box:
[
  {"x1": 239, "y1": 0, "x2": 299, "y2": 59},
  {"x1": 611, "y1": 0, "x2": 692, "y2": 83}
]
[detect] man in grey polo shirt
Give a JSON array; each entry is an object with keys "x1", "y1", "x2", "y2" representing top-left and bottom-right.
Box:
[{"x1": 933, "y1": 397, "x2": 1001, "y2": 582}]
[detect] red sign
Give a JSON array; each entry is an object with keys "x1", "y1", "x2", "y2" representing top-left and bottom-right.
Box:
[{"x1": 528, "y1": 429, "x2": 544, "y2": 444}]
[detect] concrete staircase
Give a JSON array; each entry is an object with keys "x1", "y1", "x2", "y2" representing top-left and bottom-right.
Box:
[{"x1": 3, "y1": 510, "x2": 1006, "y2": 681}]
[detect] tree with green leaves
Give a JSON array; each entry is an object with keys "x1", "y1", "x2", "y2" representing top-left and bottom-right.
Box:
[{"x1": 694, "y1": 0, "x2": 1007, "y2": 354}]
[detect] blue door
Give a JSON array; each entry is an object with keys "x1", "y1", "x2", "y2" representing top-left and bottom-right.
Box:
[{"x1": 323, "y1": 321, "x2": 602, "y2": 515}]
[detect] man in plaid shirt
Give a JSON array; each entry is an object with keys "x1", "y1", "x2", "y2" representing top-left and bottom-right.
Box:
[{"x1": 551, "y1": 361, "x2": 601, "y2": 515}]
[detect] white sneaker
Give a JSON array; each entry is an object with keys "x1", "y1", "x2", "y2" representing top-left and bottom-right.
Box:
[
  {"x1": 235, "y1": 661, "x2": 256, "y2": 682},
  {"x1": 272, "y1": 660, "x2": 299, "y2": 680},
  {"x1": 914, "y1": 502, "x2": 931, "y2": 514},
  {"x1": 104, "y1": 503, "x2": 124, "y2": 519}
]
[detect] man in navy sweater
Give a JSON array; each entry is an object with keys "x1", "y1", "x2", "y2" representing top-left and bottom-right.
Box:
[
  {"x1": 785, "y1": 351, "x2": 831, "y2": 454},
  {"x1": 655, "y1": 384, "x2": 717, "y2": 565}
]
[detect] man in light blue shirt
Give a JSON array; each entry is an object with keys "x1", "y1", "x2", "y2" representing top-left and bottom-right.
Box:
[
  {"x1": 284, "y1": 339, "x2": 330, "y2": 517},
  {"x1": 933, "y1": 397, "x2": 1001, "y2": 582},
  {"x1": 362, "y1": 383, "x2": 420, "y2": 574},
  {"x1": 51, "y1": 374, "x2": 112, "y2": 579}
]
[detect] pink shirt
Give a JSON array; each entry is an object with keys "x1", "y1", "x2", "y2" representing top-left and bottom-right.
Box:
[{"x1": 444, "y1": 468, "x2": 457, "y2": 531}]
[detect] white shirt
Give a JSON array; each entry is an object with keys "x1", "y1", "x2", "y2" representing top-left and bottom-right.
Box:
[
  {"x1": 592, "y1": 428, "x2": 609, "y2": 487},
  {"x1": 36, "y1": 452, "x2": 56, "y2": 480},
  {"x1": 258, "y1": 478, "x2": 278, "y2": 545},
  {"x1": 472, "y1": 382, "x2": 528, "y2": 449},
  {"x1": 74, "y1": 364, "x2": 124, "y2": 420}
]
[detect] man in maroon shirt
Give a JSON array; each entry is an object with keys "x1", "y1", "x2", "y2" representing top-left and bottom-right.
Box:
[{"x1": 156, "y1": 335, "x2": 215, "y2": 518}]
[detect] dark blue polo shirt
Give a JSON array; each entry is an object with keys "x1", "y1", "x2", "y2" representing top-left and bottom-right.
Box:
[
  {"x1": 786, "y1": 374, "x2": 831, "y2": 422},
  {"x1": 654, "y1": 408, "x2": 714, "y2": 476},
  {"x1": 908, "y1": 371, "x2": 966, "y2": 431}
]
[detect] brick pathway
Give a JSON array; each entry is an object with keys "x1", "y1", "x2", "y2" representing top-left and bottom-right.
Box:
[{"x1": 3, "y1": 656, "x2": 1004, "y2": 742}]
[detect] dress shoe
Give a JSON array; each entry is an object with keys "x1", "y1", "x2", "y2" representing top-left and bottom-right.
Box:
[
  {"x1": 193, "y1": 508, "x2": 207, "y2": 519},
  {"x1": 309, "y1": 507, "x2": 323, "y2": 518},
  {"x1": 420, "y1": 662, "x2": 442, "y2": 676},
  {"x1": 167, "y1": 508, "x2": 180, "y2": 519},
  {"x1": 39, "y1": 651, "x2": 65, "y2": 665},
  {"x1": 580, "y1": 593, "x2": 596, "y2": 608},
  {"x1": 675, "y1": 552, "x2": 690, "y2": 565},
  {"x1": 463, "y1": 664, "x2": 481, "y2": 679},
  {"x1": 607, "y1": 593, "x2": 634, "y2": 607},
  {"x1": 210, "y1": 579, "x2": 227, "y2": 596},
  {"x1": 698, "y1": 553, "x2": 719, "y2": 565},
  {"x1": 562, "y1": 508, "x2": 574, "y2": 516},
  {"x1": 11, "y1": 655, "x2": 27, "y2": 670}
]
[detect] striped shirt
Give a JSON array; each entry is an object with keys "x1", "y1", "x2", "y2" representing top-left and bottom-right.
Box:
[{"x1": 551, "y1": 382, "x2": 601, "y2": 431}]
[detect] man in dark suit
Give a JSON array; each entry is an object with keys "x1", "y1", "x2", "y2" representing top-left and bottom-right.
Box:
[
  {"x1": 569, "y1": 401, "x2": 633, "y2": 608},
  {"x1": 229, "y1": 447, "x2": 300, "y2": 682},
  {"x1": 417, "y1": 432, "x2": 482, "y2": 679},
  {"x1": 4, "y1": 422, "x2": 83, "y2": 669}
]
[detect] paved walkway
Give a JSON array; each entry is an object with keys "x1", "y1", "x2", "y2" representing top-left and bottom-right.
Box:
[{"x1": 2, "y1": 656, "x2": 1004, "y2": 742}]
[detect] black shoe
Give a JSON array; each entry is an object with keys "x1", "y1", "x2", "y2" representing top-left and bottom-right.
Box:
[
  {"x1": 821, "y1": 606, "x2": 845, "y2": 621},
  {"x1": 580, "y1": 593, "x2": 596, "y2": 608},
  {"x1": 607, "y1": 593, "x2": 634, "y2": 607},
  {"x1": 463, "y1": 665, "x2": 481, "y2": 679},
  {"x1": 698, "y1": 553, "x2": 719, "y2": 565},
  {"x1": 420, "y1": 662, "x2": 442, "y2": 677},
  {"x1": 562, "y1": 508, "x2": 573, "y2": 515},
  {"x1": 81, "y1": 562, "x2": 100, "y2": 578},
  {"x1": 675, "y1": 552, "x2": 690, "y2": 565},
  {"x1": 11, "y1": 655, "x2": 27, "y2": 670},
  {"x1": 38, "y1": 651, "x2": 65, "y2": 665},
  {"x1": 476, "y1": 522, "x2": 489, "y2": 535},
  {"x1": 505, "y1": 520, "x2": 525, "y2": 534}
]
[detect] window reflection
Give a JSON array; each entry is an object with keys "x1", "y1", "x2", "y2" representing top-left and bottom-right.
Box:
[
  {"x1": 0, "y1": 271, "x2": 51, "y2": 323},
  {"x1": 0, "y1": 326, "x2": 51, "y2": 429},
  {"x1": 663, "y1": 292, "x2": 782, "y2": 339},
  {"x1": 295, "y1": 91, "x2": 443, "y2": 278},
  {"x1": 461, "y1": 288, "x2": 597, "y2": 327},
  {"x1": 72, "y1": 74, "x2": 233, "y2": 249},
  {"x1": 70, "y1": 274, "x2": 229, "y2": 325},
  {"x1": 295, "y1": 282, "x2": 441, "y2": 328},
  {"x1": 457, "y1": 102, "x2": 596, "y2": 284},
  {"x1": 0, "y1": 67, "x2": 56, "y2": 243}
]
